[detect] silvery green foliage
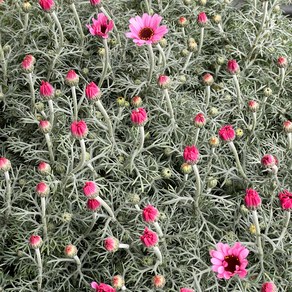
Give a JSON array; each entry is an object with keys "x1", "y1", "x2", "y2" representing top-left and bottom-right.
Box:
[{"x1": 0, "y1": 0, "x2": 291, "y2": 291}]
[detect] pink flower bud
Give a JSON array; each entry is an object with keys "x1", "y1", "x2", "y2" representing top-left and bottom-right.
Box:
[
  {"x1": 83, "y1": 181, "x2": 99, "y2": 198},
  {"x1": 39, "y1": 120, "x2": 52, "y2": 134},
  {"x1": 104, "y1": 237, "x2": 119, "y2": 252},
  {"x1": 131, "y1": 108, "x2": 147, "y2": 126},
  {"x1": 202, "y1": 73, "x2": 214, "y2": 86},
  {"x1": 193, "y1": 113, "x2": 206, "y2": 128},
  {"x1": 35, "y1": 182, "x2": 50, "y2": 197},
  {"x1": 277, "y1": 56, "x2": 288, "y2": 68},
  {"x1": 29, "y1": 235, "x2": 42, "y2": 249},
  {"x1": 244, "y1": 189, "x2": 261, "y2": 209},
  {"x1": 153, "y1": 275, "x2": 165, "y2": 288},
  {"x1": 197, "y1": 12, "x2": 208, "y2": 26},
  {"x1": 70, "y1": 120, "x2": 88, "y2": 139},
  {"x1": 112, "y1": 275, "x2": 125, "y2": 289},
  {"x1": 142, "y1": 205, "x2": 159, "y2": 223},
  {"x1": 278, "y1": 190, "x2": 292, "y2": 210},
  {"x1": 65, "y1": 70, "x2": 79, "y2": 87},
  {"x1": 131, "y1": 96, "x2": 143, "y2": 108},
  {"x1": 39, "y1": 0, "x2": 54, "y2": 12},
  {"x1": 261, "y1": 154, "x2": 276, "y2": 168},
  {"x1": 40, "y1": 80, "x2": 54, "y2": 100},
  {"x1": 90, "y1": 0, "x2": 101, "y2": 6},
  {"x1": 37, "y1": 162, "x2": 51, "y2": 175},
  {"x1": 64, "y1": 244, "x2": 78, "y2": 258},
  {"x1": 180, "y1": 289, "x2": 194, "y2": 292},
  {"x1": 0, "y1": 157, "x2": 11, "y2": 172},
  {"x1": 21, "y1": 55, "x2": 35, "y2": 73},
  {"x1": 178, "y1": 16, "x2": 188, "y2": 26},
  {"x1": 157, "y1": 74, "x2": 171, "y2": 89},
  {"x1": 87, "y1": 199, "x2": 101, "y2": 211},
  {"x1": 91, "y1": 282, "x2": 116, "y2": 292},
  {"x1": 227, "y1": 59, "x2": 240, "y2": 74},
  {"x1": 283, "y1": 120, "x2": 292, "y2": 133},
  {"x1": 140, "y1": 227, "x2": 158, "y2": 247},
  {"x1": 85, "y1": 82, "x2": 101, "y2": 100},
  {"x1": 218, "y1": 125, "x2": 235, "y2": 142},
  {"x1": 183, "y1": 145, "x2": 200, "y2": 165},
  {"x1": 261, "y1": 282, "x2": 277, "y2": 292},
  {"x1": 248, "y1": 100, "x2": 259, "y2": 112}
]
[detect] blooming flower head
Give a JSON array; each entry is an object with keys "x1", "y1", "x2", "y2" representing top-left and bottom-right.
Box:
[
  {"x1": 142, "y1": 204, "x2": 159, "y2": 223},
  {"x1": 278, "y1": 190, "x2": 292, "y2": 210},
  {"x1": 210, "y1": 242, "x2": 249, "y2": 279},
  {"x1": 64, "y1": 244, "x2": 78, "y2": 258},
  {"x1": 104, "y1": 237, "x2": 119, "y2": 252},
  {"x1": 91, "y1": 282, "x2": 116, "y2": 292},
  {"x1": 197, "y1": 12, "x2": 208, "y2": 26},
  {"x1": 261, "y1": 282, "x2": 277, "y2": 292},
  {"x1": 112, "y1": 275, "x2": 124, "y2": 289},
  {"x1": 38, "y1": 162, "x2": 51, "y2": 175},
  {"x1": 40, "y1": 80, "x2": 54, "y2": 100},
  {"x1": 194, "y1": 113, "x2": 206, "y2": 128},
  {"x1": 39, "y1": 0, "x2": 54, "y2": 12},
  {"x1": 87, "y1": 198, "x2": 101, "y2": 211},
  {"x1": 227, "y1": 59, "x2": 240, "y2": 74},
  {"x1": 85, "y1": 82, "x2": 101, "y2": 101},
  {"x1": 126, "y1": 13, "x2": 168, "y2": 46},
  {"x1": 65, "y1": 70, "x2": 79, "y2": 87},
  {"x1": 86, "y1": 13, "x2": 114, "y2": 39},
  {"x1": 21, "y1": 55, "x2": 35, "y2": 73},
  {"x1": 89, "y1": 0, "x2": 101, "y2": 6},
  {"x1": 261, "y1": 154, "x2": 276, "y2": 168},
  {"x1": 244, "y1": 188, "x2": 261, "y2": 209},
  {"x1": 180, "y1": 289, "x2": 194, "y2": 292},
  {"x1": 70, "y1": 120, "x2": 88, "y2": 139},
  {"x1": 0, "y1": 157, "x2": 11, "y2": 172},
  {"x1": 283, "y1": 120, "x2": 292, "y2": 133},
  {"x1": 83, "y1": 181, "x2": 99, "y2": 198},
  {"x1": 36, "y1": 182, "x2": 50, "y2": 197},
  {"x1": 277, "y1": 56, "x2": 288, "y2": 68},
  {"x1": 131, "y1": 108, "x2": 147, "y2": 126},
  {"x1": 183, "y1": 145, "x2": 199, "y2": 165},
  {"x1": 29, "y1": 235, "x2": 42, "y2": 249},
  {"x1": 153, "y1": 275, "x2": 165, "y2": 288},
  {"x1": 140, "y1": 227, "x2": 159, "y2": 247},
  {"x1": 218, "y1": 125, "x2": 235, "y2": 142}
]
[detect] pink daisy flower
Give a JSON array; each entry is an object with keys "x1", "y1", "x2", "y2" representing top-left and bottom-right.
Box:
[
  {"x1": 86, "y1": 13, "x2": 114, "y2": 39},
  {"x1": 126, "y1": 13, "x2": 168, "y2": 46},
  {"x1": 210, "y1": 242, "x2": 249, "y2": 279}
]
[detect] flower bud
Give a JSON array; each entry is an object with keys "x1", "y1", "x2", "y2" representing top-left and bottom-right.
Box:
[
  {"x1": 29, "y1": 235, "x2": 42, "y2": 249},
  {"x1": 37, "y1": 162, "x2": 51, "y2": 175},
  {"x1": 180, "y1": 289, "x2": 194, "y2": 292},
  {"x1": 218, "y1": 125, "x2": 235, "y2": 142},
  {"x1": 142, "y1": 205, "x2": 159, "y2": 223},
  {"x1": 21, "y1": 55, "x2": 35, "y2": 73},
  {"x1": 197, "y1": 12, "x2": 208, "y2": 27},
  {"x1": 181, "y1": 49, "x2": 189, "y2": 57},
  {"x1": 39, "y1": 120, "x2": 52, "y2": 134},
  {"x1": 98, "y1": 48, "x2": 105, "y2": 57},
  {"x1": 213, "y1": 14, "x2": 221, "y2": 23},
  {"x1": 216, "y1": 56, "x2": 225, "y2": 65},
  {"x1": 38, "y1": 0, "x2": 55, "y2": 12},
  {"x1": 249, "y1": 224, "x2": 256, "y2": 235},
  {"x1": 261, "y1": 282, "x2": 277, "y2": 292},
  {"x1": 127, "y1": 193, "x2": 140, "y2": 205},
  {"x1": 131, "y1": 96, "x2": 142, "y2": 108},
  {"x1": 90, "y1": 0, "x2": 101, "y2": 6},
  {"x1": 159, "y1": 38, "x2": 167, "y2": 48},
  {"x1": 178, "y1": 16, "x2": 188, "y2": 26},
  {"x1": 277, "y1": 56, "x2": 288, "y2": 68},
  {"x1": 207, "y1": 177, "x2": 218, "y2": 188},
  {"x1": 188, "y1": 38, "x2": 198, "y2": 52},
  {"x1": 36, "y1": 182, "x2": 50, "y2": 197},
  {"x1": 240, "y1": 204, "x2": 249, "y2": 215},
  {"x1": 193, "y1": 113, "x2": 206, "y2": 128},
  {"x1": 70, "y1": 120, "x2": 88, "y2": 139},
  {"x1": 83, "y1": 181, "x2": 99, "y2": 199},
  {"x1": 263, "y1": 87, "x2": 272, "y2": 97},
  {"x1": 227, "y1": 59, "x2": 240, "y2": 74},
  {"x1": 261, "y1": 154, "x2": 276, "y2": 168},
  {"x1": 180, "y1": 163, "x2": 192, "y2": 174},
  {"x1": 131, "y1": 108, "x2": 147, "y2": 126},
  {"x1": 209, "y1": 136, "x2": 219, "y2": 147},
  {"x1": 65, "y1": 70, "x2": 79, "y2": 87},
  {"x1": 236, "y1": 128, "x2": 244, "y2": 138},
  {"x1": 283, "y1": 120, "x2": 292, "y2": 133},
  {"x1": 116, "y1": 96, "x2": 125, "y2": 107},
  {"x1": 85, "y1": 82, "x2": 101, "y2": 101},
  {"x1": 104, "y1": 237, "x2": 119, "y2": 252},
  {"x1": 202, "y1": 73, "x2": 214, "y2": 86},
  {"x1": 183, "y1": 145, "x2": 200, "y2": 165},
  {"x1": 87, "y1": 198, "x2": 101, "y2": 211},
  {"x1": 40, "y1": 80, "x2": 54, "y2": 100},
  {"x1": 244, "y1": 188, "x2": 261, "y2": 209},
  {"x1": 64, "y1": 244, "x2": 78, "y2": 258},
  {"x1": 22, "y1": 1, "x2": 32, "y2": 12},
  {"x1": 161, "y1": 167, "x2": 172, "y2": 179},
  {"x1": 157, "y1": 75, "x2": 171, "y2": 89},
  {"x1": 248, "y1": 100, "x2": 259, "y2": 112},
  {"x1": 62, "y1": 212, "x2": 73, "y2": 223},
  {"x1": 153, "y1": 275, "x2": 165, "y2": 288},
  {"x1": 35, "y1": 102, "x2": 44, "y2": 112},
  {"x1": 0, "y1": 157, "x2": 11, "y2": 172},
  {"x1": 209, "y1": 107, "x2": 218, "y2": 117},
  {"x1": 112, "y1": 275, "x2": 125, "y2": 289}
]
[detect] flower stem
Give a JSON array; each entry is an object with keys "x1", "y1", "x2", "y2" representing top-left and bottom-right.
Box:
[
  {"x1": 252, "y1": 210, "x2": 264, "y2": 272},
  {"x1": 251, "y1": 112, "x2": 257, "y2": 133},
  {"x1": 205, "y1": 86, "x2": 210, "y2": 108},
  {"x1": 277, "y1": 211, "x2": 290, "y2": 245},
  {"x1": 44, "y1": 133, "x2": 55, "y2": 164},
  {"x1": 98, "y1": 38, "x2": 110, "y2": 88},
  {"x1": 261, "y1": 1, "x2": 268, "y2": 29},
  {"x1": 73, "y1": 255, "x2": 82, "y2": 273},
  {"x1": 22, "y1": 13, "x2": 29, "y2": 45},
  {"x1": 95, "y1": 100, "x2": 115, "y2": 145},
  {"x1": 129, "y1": 126, "x2": 145, "y2": 172},
  {"x1": 0, "y1": 44, "x2": 7, "y2": 86},
  {"x1": 41, "y1": 197, "x2": 48, "y2": 241},
  {"x1": 153, "y1": 221, "x2": 163, "y2": 237},
  {"x1": 51, "y1": 11, "x2": 64, "y2": 50},
  {"x1": 280, "y1": 68, "x2": 285, "y2": 88},
  {"x1": 163, "y1": 89, "x2": 175, "y2": 126},
  {"x1": 232, "y1": 74, "x2": 242, "y2": 108},
  {"x1": 35, "y1": 248, "x2": 43, "y2": 292},
  {"x1": 72, "y1": 138, "x2": 86, "y2": 174},
  {"x1": 182, "y1": 52, "x2": 193, "y2": 73},
  {"x1": 48, "y1": 99, "x2": 54, "y2": 126},
  {"x1": 228, "y1": 141, "x2": 248, "y2": 180},
  {"x1": 28, "y1": 73, "x2": 36, "y2": 110},
  {"x1": 70, "y1": 3, "x2": 85, "y2": 40},
  {"x1": 147, "y1": 44, "x2": 155, "y2": 83},
  {"x1": 287, "y1": 133, "x2": 292, "y2": 150},
  {"x1": 192, "y1": 165, "x2": 201, "y2": 209},
  {"x1": 71, "y1": 86, "x2": 78, "y2": 121},
  {"x1": 119, "y1": 243, "x2": 130, "y2": 249},
  {"x1": 156, "y1": 43, "x2": 166, "y2": 69},
  {"x1": 197, "y1": 27, "x2": 204, "y2": 56},
  {"x1": 144, "y1": 0, "x2": 151, "y2": 13},
  {"x1": 96, "y1": 195, "x2": 115, "y2": 220},
  {"x1": 4, "y1": 171, "x2": 11, "y2": 217},
  {"x1": 153, "y1": 246, "x2": 162, "y2": 264},
  {"x1": 194, "y1": 128, "x2": 200, "y2": 145}
]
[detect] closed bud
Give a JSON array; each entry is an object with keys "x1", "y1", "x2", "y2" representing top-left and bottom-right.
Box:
[
  {"x1": 207, "y1": 177, "x2": 218, "y2": 188},
  {"x1": 161, "y1": 168, "x2": 172, "y2": 179},
  {"x1": 158, "y1": 75, "x2": 171, "y2": 89},
  {"x1": 39, "y1": 120, "x2": 52, "y2": 134},
  {"x1": 29, "y1": 235, "x2": 42, "y2": 249},
  {"x1": 131, "y1": 96, "x2": 142, "y2": 107},
  {"x1": 127, "y1": 193, "x2": 140, "y2": 205},
  {"x1": 178, "y1": 16, "x2": 188, "y2": 26},
  {"x1": 209, "y1": 136, "x2": 219, "y2": 147},
  {"x1": 248, "y1": 100, "x2": 259, "y2": 112},
  {"x1": 277, "y1": 56, "x2": 288, "y2": 68},
  {"x1": 98, "y1": 48, "x2": 105, "y2": 57},
  {"x1": 159, "y1": 38, "x2": 167, "y2": 48},
  {"x1": 62, "y1": 212, "x2": 73, "y2": 223},
  {"x1": 216, "y1": 56, "x2": 225, "y2": 65},
  {"x1": 115, "y1": 96, "x2": 125, "y2": 107},
  {"x1": 181, "y1": 163, "x2": 192, "y2": 174},
  {"x1": 193, "y1": 113, "x2": 206, "y2": 128},
  {"x1": 64, "y1": 244, "x2": 78, "y2": 257},
  {"x1": 202, "y1": 73, "x2": 214, "y2": 86},
  {"x1": 209, "y1": 107, "x2": 219, "y2": 117},
  {"x1": 264, "y1": 87, "x2": 272, "y2": 97},
  {"x1": 142, "y1": 256, "x2": 154, "y2": 266},
  {"x1": 213, "y1": 14, "x2": 221, "y2": 23},
  {"x1": 37, "y1": 162, "x2": 51, "y2": 175},
  {"x1": 153, "y1": 275, "x2": 166, "y2": 288},
  {"x1": 240, "y1": 204, "x2": 249, "y2": 215},
  {"x1": 236, "y1": 128, "x2": 244, "y2": 138},
  {"x1": 197, "y1": 12, "x2": 208, "y2": 27},
  {"x1": 36, "y1": 182, "x2": 50, "y2": 197},
  {"x1": 65, "y1": 70, "x2": 79, "y2": 87},
  {"x1": 249, "y1": 224, "x2": 256, "y2": 235},
  {"x1": 0, "y1": 157, "x2": 11, "y2": 172},
  {"x1": 188, "y1": 38, "x2": 197, "y2": 52},
  {"x1": 283, "y1": 120, "x2": 292, "y2": 133},
  {"x1": 22, "y1": 1, "x2": 32, "y2": 12},
  {"x1": 112, "y1": 275, "x2": 125, "y2": 289},
  {"x1": 35, "y1": 102, "x2": 44, "y2": 112}
]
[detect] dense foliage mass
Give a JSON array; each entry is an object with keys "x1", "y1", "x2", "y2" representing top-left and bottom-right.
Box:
[{"x1": 0, "y1": 0, "x2": 291, "y2": 291}]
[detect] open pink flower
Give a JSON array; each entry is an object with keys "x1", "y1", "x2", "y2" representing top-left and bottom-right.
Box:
[
  {"x1": 140, "y1": 227, "x2": 158, "y2": 247},
  {"x1": 91, "y1": 282, "x2": 116, "y2": 292},
  {"x1": 210, "y1": 242, "x2": 249, "y2": 279},
  {"x1": 261, "y1": 282, "x2": 277, "y2": 292},
  {"x1": 87, "y1": 13, "x2": 114, "y2": 39},
  {"x1": 142, "y1": 205, "x2": 159, "y2": 223},
  {"x1": 126, "y1": 13, "x2": 168, "y2": 46},
  {"x1": 278, "y1": 190, "x2": 292, "y2": 210},
  {"x1": 244, "y1": 189, "x2": 261, "y2": 209},
  {"x1": 70, "y1": 120, "x2": 88, "y2": 139},
  {"x1": 183, "y1": 145, "x2": 199, "y2": 165},
  {"x1": 218, "y1": 125, "x2": 235, "y2": 142}
]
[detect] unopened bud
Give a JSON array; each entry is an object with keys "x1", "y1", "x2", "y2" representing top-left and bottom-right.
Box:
[{"x1": 181, "y1": 163, "x2": 192, "y2": 174}]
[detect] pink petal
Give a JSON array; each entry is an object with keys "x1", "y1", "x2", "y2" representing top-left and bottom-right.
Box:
[{"x1": 211, "y1": 258, "x2": 222, "y2": 265}]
